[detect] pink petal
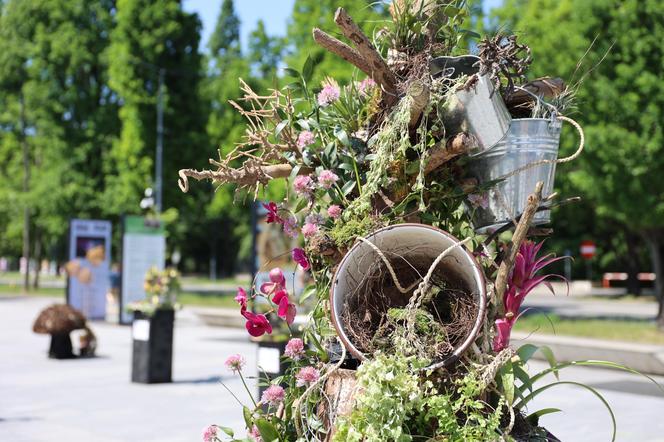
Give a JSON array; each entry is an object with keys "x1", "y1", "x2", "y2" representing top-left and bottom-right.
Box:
[
  {"x1": 286, "y1": 303, "x2": 297, "y2": 325},
  {"x1": 277, "y1": 296, "x2": 289, "y2": 318},
  {"x1": 272, "y1": 289, "x2": 288, "y2": 306}
]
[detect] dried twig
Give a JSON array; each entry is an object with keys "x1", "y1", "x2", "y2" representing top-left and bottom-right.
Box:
[
  {"x1": 494, "y1": 181, "x2": 543, "y2": 303},
  {"x1": 424, "y1": 133, "x2": 475, "y2": 174},
  {"x1": 312, "y1": 28, "x2": 374, "y2": 78},
  {"x1": 333, "y1": 8, "x2": 398, "y2": 102},
  {"x1": 407, "y1": 80, "x2": 430, "y2": 128},
  {"x1": 178, "y1": 164, "x2": 313, "y2": 193}
]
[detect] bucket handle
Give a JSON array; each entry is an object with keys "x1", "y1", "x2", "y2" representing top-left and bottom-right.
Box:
[{"x1": 497, "y1": 114, "x2": 585, "y2": 181}]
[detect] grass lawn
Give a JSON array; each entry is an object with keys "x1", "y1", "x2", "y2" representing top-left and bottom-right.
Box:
[
  {"x1": 0, "y1": 285, "x2": 65, "y2": 297},
  {"x1": 178, "y1": 292, "x2": 238, "y2": 309},
  {"x1": 514, "y1": 313, "x2": 664, "y2": 345}
]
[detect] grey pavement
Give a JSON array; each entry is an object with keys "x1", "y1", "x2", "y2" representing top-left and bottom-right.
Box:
[
  {"x1": 1, "y1": 296, "x2": 664, "y2": 441},
  {"x1": 525, "y1": 292, "x2": 657, "y2": 320}
]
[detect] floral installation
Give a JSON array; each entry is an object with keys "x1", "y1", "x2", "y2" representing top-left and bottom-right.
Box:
[
  {"x1": 180, "y1": 2, "x2": 662, "y2": 441},
  {"x1": 127, "y1": 266, "x2": 180, "y2": 315}
]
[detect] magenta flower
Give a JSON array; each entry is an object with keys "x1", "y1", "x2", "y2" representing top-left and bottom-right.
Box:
[
  {"x1": 272, "y1": 289, "x2": 290, "y2": 317},
  {"x1": 242, "y1": 310, "x2": 273, "y2": 337},
  {"x1": 224, "y1": 354, "x2": 246, "y2": 373},
  {"x1": 295, "y1": 366, "x2": 321, "y2": 387},
  {"x1": 494, "y1": 241, "x2": 568, "y2": 351},
  {"x1": 301, "y1": 223, "x2": 319, "y2": 238},
  {"x1": 297, "y1": 131, "x2": 316, "y2": 149},
  {"x1": 357, "y1": 77, "x2": 376, "y2": 95},
  {"x1": 292, "y1": 247, "x2": 310, "y2": 270},
  {"x1": 284, "y1": 338, "x2": 305, "y2": 360},
  {"x1": 317, "y1": 170, "x2": 339, "y2": 189},
  {"x1": 261, "y1": 384, "x2": 285, "y2": 406},
  {"x1": 293, "y1": 175, "x2": 314, "y2": 196},
  {"x1": 327, "y1": 204, "x2": 342, "y2": 219},
  {"x1": 283, "y1": 216, "x2": 299, "y2": 238},
  {"x1": 286, "y1": 303, "x2": 297, "y2": 325},
  {"x1": 317, "y1": 78, "x2": 340, "y2": 106},
  {"x1": 260, "y1": 268, "x2": 286, "y2": 296},
  {"x1": 262, "y1": 202, "x2": 282, "y2": 224},
  {"x1": 235, "y1": 287, "x2": 247, "y2": 310},
  {"x1": 202, "y1": 425, "x2": 218, "y2": 442}
]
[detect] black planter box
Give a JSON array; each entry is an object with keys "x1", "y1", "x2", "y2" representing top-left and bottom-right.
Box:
[{"x1": 131, "y1": 309, "x2": 174, "y2": 384}]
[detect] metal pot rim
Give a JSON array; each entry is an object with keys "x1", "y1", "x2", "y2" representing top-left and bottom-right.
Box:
[{"x1": 329, "y1": 223, "x2": 487, "y2": 370}]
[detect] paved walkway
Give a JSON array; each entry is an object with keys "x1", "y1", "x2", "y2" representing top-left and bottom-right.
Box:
[{"x1": 1, "y1": 295, "x2": 663, "y2": 441}]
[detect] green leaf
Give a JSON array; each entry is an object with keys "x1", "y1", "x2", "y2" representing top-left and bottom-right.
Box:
[
  {"x1": 218, "y1": 426, "x2": 234, "y2": 437},
  {"x1": 294, "y1": 197, "x2": 308, "y2": 213},
  {"x1": 516, "y1": 343, "x2": 540, "y2": 364},
  {"x1": 242, "y1": 406, "x2": 253, "y2": 430},
  {"x1": 526, "y1": 407, "x2": 562, "y2": 426},
  {"x1": 513, "y1": 363, "x2": 534, "y2": 396},
  {"x1": 342, "y1": 180, "x2": 356, "y2": 196},
  {"x1": 284, "y1": 81, "x2": 303, "y2": 92},
  {"x1": 538, "y1": 346, "x2": 559, "y2": 379},
  {"x1": 334, "y1": 127, "x2": 351, "y2": 146},
  {"x1": 516, "y1": 381, "x2": 616, "y2": 442},
  {"x1": 274, "y1": 120, "x2": 289, "y2": 137},
  {"x1": 302, "y1": 56, "x2": 314, "y2": 82},
  {"x1": 283, "y1": 67, "x2": 300, "y2": 78},
  {"x1": 255, "y1": 418, "x2": 280, "y2": 442},
  {"x1": 338, "y1": 162, "x2": 355, "y2": 171}
]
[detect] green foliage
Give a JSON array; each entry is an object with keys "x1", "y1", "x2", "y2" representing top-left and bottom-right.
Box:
[
  {"x1": 334, "y1": 353, "x2": 504, "y2": 442},
  {"x1": 328, "y1": 216, "x2": 383, "y2": 248}
]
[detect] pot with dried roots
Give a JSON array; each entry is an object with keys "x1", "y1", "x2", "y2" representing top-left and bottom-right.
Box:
[{"x1": 330, "y1": 224, "x2": 487, "y2": 370}]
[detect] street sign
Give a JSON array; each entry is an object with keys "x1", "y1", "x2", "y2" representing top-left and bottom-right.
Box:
[{"x1": 580, "y1": 240, "x2": 596, "y2": 259}]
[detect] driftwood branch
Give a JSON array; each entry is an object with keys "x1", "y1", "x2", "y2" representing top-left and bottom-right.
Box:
[
  {"x1": 333, "y1": 8, "x2": 398, "y2": 102},
  {"x1": 407, "y1": 80, "x2": 430, "y2": 128},
  {"x1": 178, "y1": 164, "x2": 313, "y2": 193},
  {"x1": 312, "y1": 28, "x2": 374, "y2": 79},
  {"x1": 494, "y1": 181, "x2": 544, "y2": 303},
  {"x1": 424, "y1": 133, "x2": 475, "y2": 174}
]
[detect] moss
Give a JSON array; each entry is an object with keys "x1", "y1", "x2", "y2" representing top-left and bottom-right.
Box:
[{"x1": 329, "y1": 216, "x2": 384, "y2": 248}]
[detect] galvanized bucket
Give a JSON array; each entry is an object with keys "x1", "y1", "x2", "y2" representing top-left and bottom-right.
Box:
[
  {"x1": 442, "y1": 73, "x2": 512, "y2": 153},
  {"x1": 466, "y1": 118, "x2": 562, "y2": 234}
]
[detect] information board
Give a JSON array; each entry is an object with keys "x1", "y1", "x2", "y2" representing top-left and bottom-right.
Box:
[
  {"x1": 67, "y1": 219, "x2": 112, "y2": 319},
  {"x1": 120, "y1": 215, "x2": 166, "y2": 324}
]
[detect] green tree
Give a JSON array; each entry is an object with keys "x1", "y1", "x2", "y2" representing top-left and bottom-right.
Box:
[
  {"x1": 493, "y1": 0, "x2": 664, "y2": 325},
  {"x1": 249, "y1": 19, "x2": 283, "y2": 79},
  {"x1": 0, "y1": 0, "x2": 118, "y2": 288},
  {"x1": 107, "y1": 0, "x2": 212, "y2": 271}
]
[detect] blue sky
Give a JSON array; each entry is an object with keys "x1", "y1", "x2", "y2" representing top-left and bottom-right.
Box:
[{"x1": 183, "y1": 0, "x2": 504, "y2": 52}]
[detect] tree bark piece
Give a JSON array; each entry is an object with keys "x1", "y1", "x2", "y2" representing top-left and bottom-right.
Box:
[
  {"x1": 494, "y1": 181, "x2": 544, "y2": 304},
  {"x1": 178, "y1": 164, "x2": 313, "y2": 193},
  {"x1": 424, "y1": 133, "x2": 475, "y2": 175},
  {"x1": 333, "y1": 8, "x2": 398, "y2": 101},
  {"x1": 312, "y1": 28, "x2": 374, "y2": 79},
  {"x1": 320, "y1": 368, "x2": 359, "y2": 441},
  {"x1": 408, "y1": 80, "x2": 430, "y2": 129}
]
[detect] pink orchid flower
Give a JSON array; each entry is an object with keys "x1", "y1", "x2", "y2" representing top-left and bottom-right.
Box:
[
  {"x1": 241, "y1": 310, "x2": 273, "y2": 337},
  {"x1": 494, "y1": 241, "x2": 568, "y2": 351},
  {"x1": 260, "y1": 268, "x2": 286, "y2": 296},
  {"x1": 292, "y1": 247, "x2": 310, "y2": 270},
  {"x1": 262, "y1": 202, "x2": 282, "y2": 224},
  {"x1": 234, "y1": 287, "x2": 247, "y2": 310}
]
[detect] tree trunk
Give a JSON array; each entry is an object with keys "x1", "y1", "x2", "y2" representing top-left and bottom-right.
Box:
[
  {"x1": 32, "y1": 229, "x2": 41, "y2": 290},
  {"x1": 624, "y1": 229, "x2": 642, "y2": 296},
  {"x1": 644, "y1": 234, "x2": 664, "y2": 330},
  {"x1": 20, "y1": 94, "x2": 31, "y2": 293}
]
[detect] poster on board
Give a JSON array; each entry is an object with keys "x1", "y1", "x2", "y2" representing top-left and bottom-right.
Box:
[
  {"x1": 120, "y1": 215, "x2": 165, "y2": 324},
  {"x1": 67, "y1": 219, "x2": 112, "y2": 319}
]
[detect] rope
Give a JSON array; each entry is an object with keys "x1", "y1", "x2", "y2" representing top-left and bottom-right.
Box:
[
  {"x1": 496, "y1": 115, "x2": 585, "y2": 181},
  {"x1": 357, "y1": 236, "x2": 421, "y2": 294},
  {"x1": 293, "y1": 337, "x2": 347, "y2": 438}
]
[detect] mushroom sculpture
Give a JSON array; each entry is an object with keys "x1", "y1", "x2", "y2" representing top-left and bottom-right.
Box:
[{"x1": 33, "y1": 304, "x2": 87, "y2": 359}]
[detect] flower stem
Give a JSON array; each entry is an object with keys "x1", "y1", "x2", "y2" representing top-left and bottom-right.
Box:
[{"x1": 239, "y1": 372, "x2": 258, "y2": 408}]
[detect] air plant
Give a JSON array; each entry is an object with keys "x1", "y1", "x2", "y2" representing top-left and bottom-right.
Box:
[{"x1": 494, "y1": 241, "x2": 568, "y2": 351}]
